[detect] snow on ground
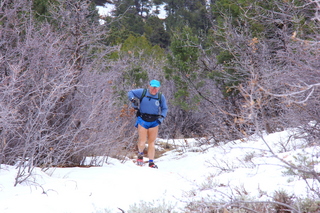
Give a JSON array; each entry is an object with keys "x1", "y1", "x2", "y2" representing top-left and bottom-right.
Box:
[{"x1": 1, "y1": 129, "x2": 320, "y2": 212}]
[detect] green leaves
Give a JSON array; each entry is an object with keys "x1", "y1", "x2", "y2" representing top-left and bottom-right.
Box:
[
  {"x1": 165, "y1": 26, "x2": 201, "y2": 110},
  {"x1": 169, "y1": 26, "x2": 199, "y2": 74},
  {"x1": 164, "y1": 0, "x2": 210, "y2": 33},
  {"x1": 113, "y1": 34, "x2": 166, "y2": 91},
  {"x1": 121, "y1": 35, "x2": 165, "y2": 60},
  {"x1": 144, "y1": 16, "x2": 170, "y2": 48}
]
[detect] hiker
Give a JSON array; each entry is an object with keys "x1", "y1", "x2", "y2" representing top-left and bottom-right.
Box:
[{"x1": 128, "y1": 80, "x2": 168, "y2": 168}]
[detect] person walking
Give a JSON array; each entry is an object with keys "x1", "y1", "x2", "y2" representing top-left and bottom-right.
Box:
[{"x1": 128, "y1": 80, "x2": 168, "y2": 168}]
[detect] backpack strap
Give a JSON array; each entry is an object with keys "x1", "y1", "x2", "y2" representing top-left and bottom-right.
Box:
[
  {"x1": 140, "y1": 88, "x2": 147, "y2": 103},
  {"x1": 136, "y1": 89, "x2": 147, "y2": 117},
  {"x1": 158, "y1": 92, "x2": 162, "y2": 105},
  {"x1": 140, "y1": 89, "x2": 162, "y2": 104}
]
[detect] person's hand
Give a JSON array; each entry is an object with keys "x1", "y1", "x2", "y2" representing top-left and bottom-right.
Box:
[
  {"x1": 157, "y1": 115, "x2": 164, "y2": 124},
  {"x1": 130, "y1": 97, "x2": 139, "y2": 109},
  {"x1": 130, "y1": 98, "x2": 137, "y2": 105}
]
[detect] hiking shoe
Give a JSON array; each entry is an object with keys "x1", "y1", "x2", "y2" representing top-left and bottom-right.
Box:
[
  {"x1": 149, "y1": 162, "x2": 158, "y2": 169},
  {"x1": 137, "y1": 155, "x2": 144, "y2": 166}
]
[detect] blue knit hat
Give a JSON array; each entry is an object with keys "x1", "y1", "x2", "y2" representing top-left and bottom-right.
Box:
[{"x1": 150, "y1": 80, "x2": 161, "y2": 87}]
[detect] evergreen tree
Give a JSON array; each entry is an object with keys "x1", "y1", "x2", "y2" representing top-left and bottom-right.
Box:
[
  {"x1": 163, "y1": 0, "x2": 210, "y2": 33},
  {"x1": 110, "y1": 0, "x2": 148, "y2": 37},
  {"x1": 144, "y1": 16, "x2": 170, "y2": 48},
  {"x1": 165, "y1": 26, "x2": 200, "y2": 110},
  {"x1": 32, "y1": 0, "x2": 58, "y2": 21},
  {"x1": 113, "y1": 34, "x2": 166, "y2": 103},
  {"x1": 113, "y1": 0, "x2": 152, "y2": 17},
  {"x1": 108, "y1": 0, "x2": 170, "y2": 48}
]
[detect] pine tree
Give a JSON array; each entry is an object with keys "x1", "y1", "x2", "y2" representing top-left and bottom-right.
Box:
[
  {"x1": 165, "y1": 26, "x2": 200, "y2": 110},
  {"x1": 163, "y1": 0, "x2": 210, "y2": 33},
  {"x1": 144, "y1": 16, "x2": 170, "y2": 48}
]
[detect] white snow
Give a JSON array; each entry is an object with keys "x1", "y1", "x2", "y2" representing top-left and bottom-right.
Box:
[
  {"x1": 97, "y1": 3, "x2": 167, "y2": 20},
  {"x1": 97, "y1": 4, "x2": 115, "y2": 18},
  {"x1": 1, "y1": 129, "x2": 320, "y2": 212}
]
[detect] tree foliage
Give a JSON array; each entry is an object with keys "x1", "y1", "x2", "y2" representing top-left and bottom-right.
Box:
[
  {"x1": 164, "y1": 0, "x2": 210, "y2": 33},
  {"x1": 106, "y1": 1, "x2": 170, "y2": 47}
]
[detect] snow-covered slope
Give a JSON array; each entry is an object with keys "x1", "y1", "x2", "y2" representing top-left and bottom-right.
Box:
[{"x1": 1, "y1": 129, "x2": 319, "y2": 212}]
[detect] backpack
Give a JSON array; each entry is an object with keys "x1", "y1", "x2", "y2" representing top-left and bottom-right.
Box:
[
  {"x1": 140, "y1": 88, "x2": 162, "y2": 104},
  {"x1": 136, "y1": 89, "x2": 162, "y2": 117}
]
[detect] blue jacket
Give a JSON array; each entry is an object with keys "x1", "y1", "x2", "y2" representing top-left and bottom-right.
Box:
[{"x1": 128, "y1": 88, "x2": 168, "y2": 123}]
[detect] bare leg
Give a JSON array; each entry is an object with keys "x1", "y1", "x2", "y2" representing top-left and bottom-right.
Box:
[
  {"x1": 147, "y1": 125, "x2": 159, "y2": 160},
  {"x1": 137, "y1": 124, "x2": 147, "y2": 153}
]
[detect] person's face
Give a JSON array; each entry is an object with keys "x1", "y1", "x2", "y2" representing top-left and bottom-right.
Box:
[{"x1": 149, "y1": 86, "x2": 160, "y2": 95}]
